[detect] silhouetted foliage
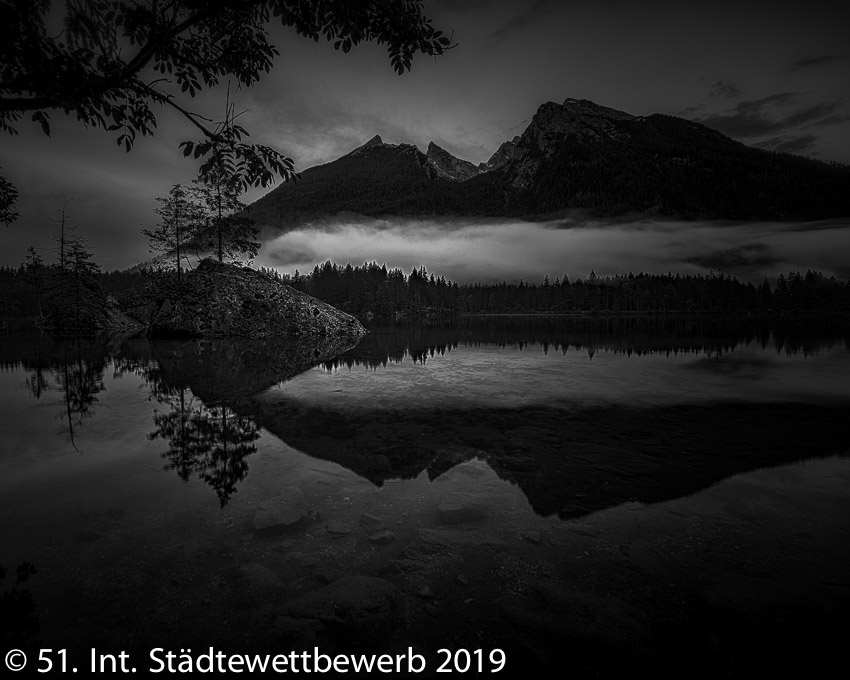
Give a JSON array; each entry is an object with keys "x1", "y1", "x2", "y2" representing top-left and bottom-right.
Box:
[
  {"x1": 4, "y1": 260, "x2": 849, "y2": 329},
  {"x1": 0, "y1": 167, "x2": 18, "y2": 225},
  {"x1": 278, "y1": 260, "x2": 850, "y2": 317},
  {"x1": 148, "y1": 387, "x2": 260, "y2": 508},
  {"x1": 0, "y1": 1, "x2": 453, "y2": 219},
  {"x1": 194, "y1": 168, "x2": 260, "y2": 265},
  {"x1": 142, "y1": 184, "x2": 205, "y2": 283},
  {"x1": 7, "y1": 335, "x2": 108, "y2": 449},
  {"x1": 4, "y1": 204, "x2": 122, "y2": 334}
]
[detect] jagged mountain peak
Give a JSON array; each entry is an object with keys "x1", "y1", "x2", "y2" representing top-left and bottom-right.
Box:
[
  {"x1": 346, "y1": 134, "x2": 388, "y2": 157},
  {"x1": 248, "y1": 95, "x2": 850, "y2": 226},
  {"x1": 348, "y1": 135, "x2": 428, "y2": 159},
  {"x1": 426, "y1": 142, "x2": 481, "y2": 182},
  {"x1": 481, "y1": 135, "x2": 522, "y2": 172},
  {"x1": 499, "y1": 98, "x2": 639, "y2": 189}
]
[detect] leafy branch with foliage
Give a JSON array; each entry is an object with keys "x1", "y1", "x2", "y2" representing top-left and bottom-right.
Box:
[{"x1": 0, "y1": 0, "x2": 454, "y2": 221}]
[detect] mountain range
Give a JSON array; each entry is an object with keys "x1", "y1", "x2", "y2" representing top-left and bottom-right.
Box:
[{"x1": 248, "y1": 98, "x2": 850, "y2": 229}]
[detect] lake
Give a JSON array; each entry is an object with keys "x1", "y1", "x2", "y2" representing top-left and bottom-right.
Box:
[{"x1": 1, "y1": 316, "x2": 849, "y2": 677}]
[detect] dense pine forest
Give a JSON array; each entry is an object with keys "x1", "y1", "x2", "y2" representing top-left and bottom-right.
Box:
[
  {"x1": 284, "y1": 262, "x2": 850, "y2": 316},
  {"x1": 2, "y1": 260, "x2": 848, "y2": 326}
]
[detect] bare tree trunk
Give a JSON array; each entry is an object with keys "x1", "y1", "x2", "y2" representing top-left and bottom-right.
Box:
[
  {"x1": 217, "y1": 185, "x2": 223, "y2": 263},
  {"x1": 175, "y1": 201, "x2": 181, "y2": 285}
]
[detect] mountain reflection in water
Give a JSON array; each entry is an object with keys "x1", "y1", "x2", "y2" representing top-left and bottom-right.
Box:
[{"x1": 2, "y1": 316, "x2": 847, "y2": 515}]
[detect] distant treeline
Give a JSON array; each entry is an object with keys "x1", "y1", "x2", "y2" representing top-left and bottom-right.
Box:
[
  {"x1": 1, "y1": 261, "x2": 848, "y2": 322},
  {"x1": 274, "y1": 261, "x2": 849, "y2": 316}
]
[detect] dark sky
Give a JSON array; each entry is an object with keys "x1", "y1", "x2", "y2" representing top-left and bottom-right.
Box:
[{"x1": 1, "y1": 0, "x2": 848, "y2": 276}]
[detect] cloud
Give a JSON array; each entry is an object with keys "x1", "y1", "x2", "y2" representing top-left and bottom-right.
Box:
[
  {"x1": 708, "y1": 80, "x2": 742, "y2": 99},
  {"x1": 802, "y1": 113, "x2": 850, "y2": 128},
  {"x1": 484, "y1": 0, "x2": 559, "y2": 48},
  {"x1": 693, "y1": 93, "x2": 843, "y2": 139},
  {"x1": 679, "y1": 104, "x2": 705, "y2": 115},
  {"x1": 267, "y1": 244, "x2": 318, "y2": 266},
  {"x1": 781, "y1": 101, "x2": 844, "y2": 127},
  {"x1": 752, "y1": 134, "x2": 818, "y2": 155},
  {"x1": 255, "y1": 218, "x2": 850, "y2": 284},
  {"x1": 791, "y1": 55, "x2": 845, "y2": 71},
  {"x1": 683, "y1": 243, "x2": 778, "y2": 273}
]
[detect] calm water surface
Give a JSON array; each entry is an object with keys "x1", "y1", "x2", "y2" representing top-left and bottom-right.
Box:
[{"x1": 1, "y1": 316, "x2": 849, "y2": 674}]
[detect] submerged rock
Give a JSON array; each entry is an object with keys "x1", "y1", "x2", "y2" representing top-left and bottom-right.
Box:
[
  {"x1": 360, "y1": 513, "x2": 384, "y2": 529},
  {"x1": 437, "y1": 492, "x2": 489, "y2": 524},
  {"x1": 238, "y1": 563, "x2": 284, "y2": 591},
  {"x1": 326, "y1": 521, "x2": 355, "y2": 537},
  {"x1": 252, "y1": 487, "x2": 309, "y2": 532},
  {"x1": 368, "y1": 530, "x2": 396, "y2": 545},
  {"x1": 522, "y1": 530, "x2": 542, "y2": 545},
  {"x1": 149, "y1": 258, "x2": 366, "y2": 339}
]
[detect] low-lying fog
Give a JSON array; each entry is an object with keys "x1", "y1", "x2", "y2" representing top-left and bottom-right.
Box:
[{"x1": 256, "y1": 216, "x2": 850, "y2": 283}]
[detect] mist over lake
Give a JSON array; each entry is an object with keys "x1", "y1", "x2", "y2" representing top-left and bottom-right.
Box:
[{"x1": 257, "y1": 217, "x2": 850, "y2": 283}]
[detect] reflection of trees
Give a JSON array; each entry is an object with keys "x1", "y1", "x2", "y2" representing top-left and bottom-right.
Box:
[
  {"x1": 14, "y1": 336, "x2": 107, "y2": 451},
  {"x1": 147, "y1": 386, "x2": 260, "y2": 508},
  {"x1": 139, "y1": 335, "x2": 360, "y2": 506},
  {"x1": 3, "y1": 333, "x2": 332, "y2": 506},
  {"x1": 321, "y1": 316, "x2": 850, "y2": 371},
  {"x1": 58, "y1": 342, "x2": 105, "y2": 450}
]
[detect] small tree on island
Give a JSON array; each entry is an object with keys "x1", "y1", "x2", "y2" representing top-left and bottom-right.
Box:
[
  {"x1": 194, "y1": 169, "x2": 260, "y2": 266},
  {"x1": 142, "y1": 185, "x2": 204, "y2": 284},
  {"x1": 20, "y1": 202, "x2": 112, "y2": 333},
  {"x1": 185, "y1": 94, "x2": 262, "y2": 266}
]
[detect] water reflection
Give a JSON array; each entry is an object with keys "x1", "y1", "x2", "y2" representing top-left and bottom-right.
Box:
[
  {"x1": 1, "y1": 332, "x2": 359, "y2": 506},
  {"x1": 145, "y1": 336, "x2": 360, "y2": 505},
  {"x1": 321, "y1": 316, "x2": 850, "y2": 370},
  {"x1": 9, "y1": 335, "x2": 111, "y2": 451},
  {"x1": 1, "y1": 317, "x2": 848, "y2": 514},
  {"x1": 2, "y1": 318, "x2": 849, "y2": 675},
  {"x1": 148, "y1": 390, "x2": 260, "y2": 508}
]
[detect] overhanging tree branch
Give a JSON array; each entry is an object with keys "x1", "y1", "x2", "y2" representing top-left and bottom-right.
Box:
[{"x1": 0, "y1": 0, "x2": 455, "y2": 224}]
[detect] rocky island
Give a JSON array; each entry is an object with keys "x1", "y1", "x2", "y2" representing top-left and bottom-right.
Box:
[{"x1": 147, "y1": 258, "x2": 366, "y2": 339}]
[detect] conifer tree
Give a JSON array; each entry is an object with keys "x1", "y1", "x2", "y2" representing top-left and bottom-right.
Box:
[{"x1": 142, "y1": 185, "x2": 204, "y2": 284}]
